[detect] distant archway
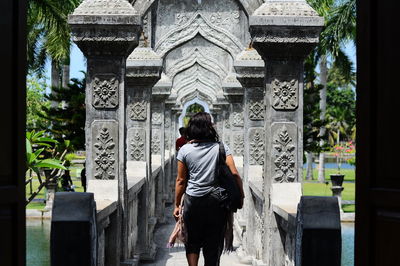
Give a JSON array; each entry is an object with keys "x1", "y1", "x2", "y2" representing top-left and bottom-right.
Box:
[{"x1": 178, "y1": 98, "x2": 210, "y2": 128}]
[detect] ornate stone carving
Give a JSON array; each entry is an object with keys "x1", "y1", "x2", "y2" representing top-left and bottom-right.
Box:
[
  {"x1": 155, "y1": 12, "x2": 244, "y2": 57},
  {"x1": 129, "y1": 129, "x2": 145, "y2": 161},
  {"x1": 152, "y1": 112, "x2": 162, "y2": 125},
  {"x1": 249, "y1": 100, "x2": 265, "y2": 120},
  {"x1": 224, "y1": 133, "x2": 230, "y2": 145},
  {"x1": 151, "y1": 132, "x2": 161, "y2": 154},
  {"x1": 253, "y1": 1, "x2": 319, "y2": 17},
  {"x1": 72, "y1": 0, "x2": 138, "y2": 16},
  {"x1": 174, "y1": 64, "x2": 221, "y2": 94},
  {"x1": 209, "y1": 11, "x2": 240, "y2": 26},
  {"x1": 165, "y1": 133, "x2": 170, "y2": 148},
  {"x1": 272, "y1": 79, "x2": 298, "y2": 110},
  {"x1": 272, "y1": 124, "x2": 297, "y2": 183},
  {"x1": 92, "y1": 75, "x2": 119, "y2": 109},
  {"x1": 249, "y1": 129, "x2": 265, "y2": 165},
  {"x1": 224, "y1": 118, "x2": 231, "y2": 129},
  {"x1": 232, "y1": 112, "x2": 244, "y2": 127},
  {"x1": 175, "y1": 11, "x2": 240, "y2": 27},
  {"x1": 130, "y1": 101, "x2": 147, "y2": 121},
  {"x1": 165, "y1": 115, "x2": 171, "y2": 128},
  {"x1": 93, "y1": 122, "x2": 118, "y2": 180},
  {"x1": 167, "y1": 48, "x2": 227, "y2": 80},
  {"x1": 233, "y1": 133, "x2": 244, "y2": 155}
]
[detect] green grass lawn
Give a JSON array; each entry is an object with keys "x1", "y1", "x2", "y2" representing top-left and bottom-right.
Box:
[
  {"x1": 303, "y1": 182, "x2": 355, "y2": 213},
  {"x1": 26, "y1": 178, "x2": 84, "y2": 209},
  {"x1": 303, "y1": 168, "x2": 355, "y2": 181}
]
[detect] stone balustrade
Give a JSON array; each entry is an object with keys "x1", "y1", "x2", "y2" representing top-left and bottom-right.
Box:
[{"x1": 51, "y1": 156, "x2": 173, "y2": 266}]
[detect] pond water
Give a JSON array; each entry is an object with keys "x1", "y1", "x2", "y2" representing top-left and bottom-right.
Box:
[
  {"x1": 27, "y1": 220, "x2": 50, "y2": 266},
  {"x1": 26, "y1": 220, "x2": 355, "y2": 265},
  {"x1": 304, "y1": 162, "x2": 355, "y2": 169},
  {"x1": 342, "y1": 223, "x2": 355, "y2": 266}
]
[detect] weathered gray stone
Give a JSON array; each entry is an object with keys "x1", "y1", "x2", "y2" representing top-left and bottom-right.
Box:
[
  {"x1": 295, "y1": 196, "x2": 341, "y2": 266},
  {"x1": 247, "y1": 1, "x2": 323, "y2": 265},
  {"x1": 51, "y1": 192, "x2": 97, "y2": 266},
  {"x1": 61, "y1": 1, "x2": 337, "y2": 265}
]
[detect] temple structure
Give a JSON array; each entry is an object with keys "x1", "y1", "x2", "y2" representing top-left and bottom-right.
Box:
[{"x1": 50, "y1": 1, "x2": 343, "y2": 265}]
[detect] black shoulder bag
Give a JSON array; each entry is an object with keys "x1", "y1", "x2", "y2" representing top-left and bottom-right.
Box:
[{"x1": 215, "y1": 142, "x2": 242, "y2": 212}]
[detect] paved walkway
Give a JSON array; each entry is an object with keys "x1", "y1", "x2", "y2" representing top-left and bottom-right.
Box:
[{"x1": 140, "y1": 205, "x2": 248, "y2": 266}]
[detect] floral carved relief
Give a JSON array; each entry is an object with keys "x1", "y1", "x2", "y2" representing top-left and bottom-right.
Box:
[
  {"x1": 151, "y1": 133, "x2": 161, "y2": 154},
  {"x1": 130, "y1": 130, "x2": 145, "y2": 161},
  {"x1": 94, "y1": 127, "x2": 116, "y2": 180},
  {"x1": 224, "y1": 118, "x2": 231, "y2": 129},
  {"x1": 233, "y1": 134, "x2": 244, "y2": 155},
  {"x1": 92, "y1": 76, "x2": 119, "y2": 109},
  {"x1": 232, "y1": 112, "x2": 244, "y2": 127},
  {"x1": 249, "y1": 100, "x2": 265, "y2": 120},
  {"x1": 165, "y1": 115, "x2": 171, "y2": 128},
  {"x1": 152, "y1": 112, "x2": 162, "y2": 125},
  {"x1": 272, "y1": 125, "x2": 296, "y2": 183},
  {"x1": 272, "y1": 79, "x2": 298, "y2": 110},
  {"x1": 250, "y1": 129, "x2": 265, "y2": 165},
  {"x1": 130, "y1": 101, "x2": 147, "y2": 121}
]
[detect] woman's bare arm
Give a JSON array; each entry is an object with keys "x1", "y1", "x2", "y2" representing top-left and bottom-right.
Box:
[
  {"x1": 225, "y1": 155, "x2": 245, "y2": 204},
  {"x1": 173, "y1": 160, "x2": 188, "y2": 218}
]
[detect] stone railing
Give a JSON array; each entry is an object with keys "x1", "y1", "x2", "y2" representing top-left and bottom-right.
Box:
[
  {"x1": 51, "y1": 156, "x2": 174, "y2": 266},
  {"x1": 237, "y1": 180, "x2": 342, "y2": 266}
]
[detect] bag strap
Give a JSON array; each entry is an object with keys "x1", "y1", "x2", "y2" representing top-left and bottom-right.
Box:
[
  {"x1": 213, "y1": 142, "x2": 225, "y2": 186},
  {"x1": 219, "y1": 142, "x2": 226, "y2": 164}
]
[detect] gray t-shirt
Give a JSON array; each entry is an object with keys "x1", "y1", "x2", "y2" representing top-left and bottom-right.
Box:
[{"x1": 177, "y1": 142, "x2": 232, "y2": 197}]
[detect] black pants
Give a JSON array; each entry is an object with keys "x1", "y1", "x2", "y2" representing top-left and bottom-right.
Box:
[{"x1": 183, "y1": 192, "x2": 228, "y2": 266}]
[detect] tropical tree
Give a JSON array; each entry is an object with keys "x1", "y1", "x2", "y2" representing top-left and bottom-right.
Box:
[
  {"x1": 40, "y1": 76, "x2": 86, "y2": 150},
  {"x1": 306, "y1": 0, "x2": 356, "y2": 182},
  {"x1": 26, "y1": 77, "x2": 51, "y2": 131},
  {"x1": 325, "y1": 107, "x2": 349, "y2": 146},
  {"x1": 183, "y1": 103, "x2": 205, "y2": 126},
  {"x1": 25, "y1": 131, "x2": 68, "y2": 205},
  {"x1": 27, "y1": 0, "x2": 81, "y2": 88}
]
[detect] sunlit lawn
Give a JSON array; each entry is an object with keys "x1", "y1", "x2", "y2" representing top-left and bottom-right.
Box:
[
  {"x1": 303, "y1": 171, "x2": 355, "y2": 213},
  {"x1": 303, "y1": 182, "x2": 355, "y2": 201},
  {"x1": 26, "y1": 178, "x2": 84, "y2": 210},
  {"x1": 303, "y1": 168, "x2": 355, "y2": 181}
]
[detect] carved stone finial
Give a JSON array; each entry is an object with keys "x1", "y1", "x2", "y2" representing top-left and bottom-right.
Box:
[
  {"x1": 72, "y1": 0, "x2": 137, "y2": 16},
  {"x1": 68, "y1": 0, "x2": 141, "y2": 56},
  {"x1": 253, "y1": 1, "x2": 319, "y2": 17},
  {"x1": 126, "y1": 47, "x2": 163, "y2": 86},
  {"x1": 234, "y1": 48, "x2": 265, "y2": 88},
  {"x1": 249, "y1": 0, "x2": 324, "y2": 58}
]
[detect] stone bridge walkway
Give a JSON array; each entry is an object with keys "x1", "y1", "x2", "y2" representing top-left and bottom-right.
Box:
[{"x1": 140, "y1": 205, "x2": 248, "y2": 266}]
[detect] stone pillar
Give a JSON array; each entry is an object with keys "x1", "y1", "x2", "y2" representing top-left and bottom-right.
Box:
[
  {"x1": 169, "y1": 106, "x2": 179, "y2": 192},
  {"x1": 222, "y1": 105, "x2": 231, "y2": 145},
  {"x1": 234, "y1": 48, "x2": 266, "y2": 261},
  {"x1": 210, "y1": 107, "x2": 223, "y2": 139},
  {"x1": 125, "y1": 47, "x2": 162, "y2": 260},
  {"x1": 249, "y1": 1, "x2": 323, "y2": 265},
  {"x1": 68, "y1": 2, "x2": 141, "y2": 265},
  {"x1": 223, "y1": 75, "x2": 245, "y2": 167},
  {"x1": 152, "y1": 77, "x2": 172, "y2": 223},
  {"x1": 164, "y1": 102, "x2": 175, "y2": 203}
]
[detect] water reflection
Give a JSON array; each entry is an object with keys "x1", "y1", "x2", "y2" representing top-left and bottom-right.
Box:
[
  {"x1": 27, "y1": 219, "x2": 50, "y2": 266},
  {"x1": 342, "y1": 223, "x2": 355, "y2": 266}
]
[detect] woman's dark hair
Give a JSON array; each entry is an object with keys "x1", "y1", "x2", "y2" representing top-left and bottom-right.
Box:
[{"x1": 186, "y1": 112, "x2": 219, "y2": 142}]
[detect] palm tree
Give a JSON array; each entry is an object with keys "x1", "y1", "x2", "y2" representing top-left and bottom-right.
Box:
[
  {"x1": 325, "y1": 107, "x2": 349, "y2": 146},
  {"x1": 27, "y1": 0, "x2": 81, "y2": 91},
  {"x1": 306, "y1": 0, "x2": 356, "y2": 182}
]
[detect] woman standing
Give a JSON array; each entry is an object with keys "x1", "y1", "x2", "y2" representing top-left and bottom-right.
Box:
[{"x1": 174, "y1": 112, "x2": 245, "y2": 266}]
